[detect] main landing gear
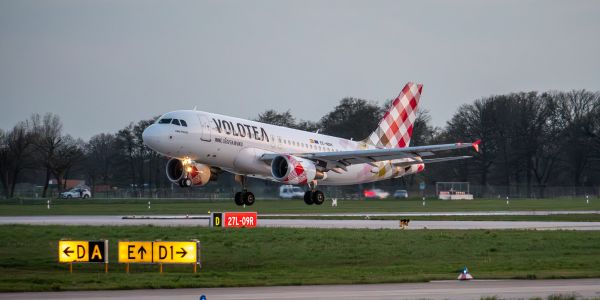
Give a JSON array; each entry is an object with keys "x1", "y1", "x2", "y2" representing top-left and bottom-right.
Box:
[
  {"x1": 234, "y1": 175, "x2": 255, "y2": 206},
  {"x1": 304, "y1": 181, "x2": 325, "y2": 205}
]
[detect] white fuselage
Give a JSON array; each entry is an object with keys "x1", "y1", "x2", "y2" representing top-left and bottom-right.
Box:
[{"x1": 142, "y1": 110, "x2": 423, "y2": 186}]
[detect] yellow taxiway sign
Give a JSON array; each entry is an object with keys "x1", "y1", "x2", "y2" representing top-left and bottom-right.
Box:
[
  {"x1": 152, "y1": 241, "x2": 198, "y2": 264},
  {"x1": 118, "y1": 241, "x2": 153, "y2": 263},
  {"x1": 58, "y1": 240, "x2": 107, "y2": 263}
]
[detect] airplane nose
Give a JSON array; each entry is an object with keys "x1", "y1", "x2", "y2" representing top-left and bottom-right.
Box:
[{"x1": 142, "y1": 124, "x2": 161, "y2": 150}]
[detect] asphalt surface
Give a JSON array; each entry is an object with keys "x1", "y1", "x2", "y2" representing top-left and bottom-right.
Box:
[
  {"x1": 2, "y1": 279, "x2": 599, "y2": 299},
  {"x1": 2, "y1": 215, "x2": 600, "y2": 230},
  {"x1": 263, "y1": 210, "x2": 600, "y2": 217}
]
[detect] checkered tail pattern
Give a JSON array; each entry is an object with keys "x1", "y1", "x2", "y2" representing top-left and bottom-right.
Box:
[{"x1": 364, "y1": 82, "x2": 422, "y2": 148}]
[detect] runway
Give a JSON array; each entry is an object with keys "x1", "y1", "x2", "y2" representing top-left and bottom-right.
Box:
[
  {"x1": 263, "y1": 210, "x2": 600, "y2": 217},
  {"x1": 2, "y1": 279, "x2": 599, "y2": 300},
  {"x1": 2, "y1": 215, "x2": 600, "y2": 230}
]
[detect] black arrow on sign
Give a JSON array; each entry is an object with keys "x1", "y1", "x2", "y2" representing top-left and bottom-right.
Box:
[
  {"x1": 63, "y1": 246, "x2": 74, "y2": 257},
  {"x1": 176, "y1": 248, "x2": 187, "y2": 258},
  {"x1": 138, "y1": 246, "x2": 147, "y2": 259}
]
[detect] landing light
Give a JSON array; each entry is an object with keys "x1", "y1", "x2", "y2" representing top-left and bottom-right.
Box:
[{"x1": 186, "y1": 167, "x2": 193, "y2": 172}]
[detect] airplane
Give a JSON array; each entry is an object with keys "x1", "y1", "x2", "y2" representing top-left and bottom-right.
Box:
[{"x1": 142, "y1": 82, "x2": 480, "y2": 206}]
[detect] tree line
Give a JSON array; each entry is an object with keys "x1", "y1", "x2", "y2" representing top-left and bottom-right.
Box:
[{"x1": 1, "y1": 89, "x2": 599, "y2": 198}]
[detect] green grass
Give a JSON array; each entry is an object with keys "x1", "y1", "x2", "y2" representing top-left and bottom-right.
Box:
[
  {"x1": 1, "y1": 225, "x2": 600, "y2": 292},
  {"x1": 1, "y1": 197, "x2": 599, "y2": 216}
]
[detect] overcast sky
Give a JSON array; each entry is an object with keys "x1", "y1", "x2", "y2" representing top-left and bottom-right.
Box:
[{"x1": 1, "y1": 0, "x2": 599, "y2": 140}]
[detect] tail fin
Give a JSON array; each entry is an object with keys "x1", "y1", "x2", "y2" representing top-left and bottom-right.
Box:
[{"x1": 364, "y1": 82, "x2": 423, "y2": 148}]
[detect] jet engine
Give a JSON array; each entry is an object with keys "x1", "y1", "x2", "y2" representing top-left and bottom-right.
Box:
[
  {"x1": 166, "y1": 158, "x2": 218, "y2": 187},
  {"x1": 271, "y1": 155, "x2": 326, "y2": 185}
]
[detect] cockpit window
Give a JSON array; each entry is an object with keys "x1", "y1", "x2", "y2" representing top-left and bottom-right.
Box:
[
  {"x1": 158, "y1": 118, "x2": 172, "y2": 124},
  {"x1": 180, "y1": 120, "x2": 188, "y2": 127},
  {"x1": 171, "y1": 119, "x2": 181, "y2": 126}
]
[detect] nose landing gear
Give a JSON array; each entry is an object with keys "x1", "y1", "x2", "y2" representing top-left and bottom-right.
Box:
[{"x1": 178, "y1": 177, "x2": 192, "y2": 187}]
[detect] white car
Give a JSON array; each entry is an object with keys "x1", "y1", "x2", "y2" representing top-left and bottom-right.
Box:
[
  {"x1": 393, "y1": 190, "x2": 409, "y2": 198},
  {"x1": 60, "y1": 188, "x2": 92, "y2": 199},
  {"x1": 279, "y1": 185, "x2": 305, "y2": 199}
]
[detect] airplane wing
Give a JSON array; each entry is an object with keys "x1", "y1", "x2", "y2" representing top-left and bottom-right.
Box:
[{"x1": 260, "y1": 140, "x2": 480, "y2": 171}]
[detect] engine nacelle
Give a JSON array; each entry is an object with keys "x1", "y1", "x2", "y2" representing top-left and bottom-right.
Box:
[
  {"x1": 392, "y1": 159, "x2": 425, "y2": 178},
  {"x1": 271, "y1": 155, "x2": 326, "y2": 185},
  {"x1": 166, "y1": 158, "x2": 217, "y2": 187}
]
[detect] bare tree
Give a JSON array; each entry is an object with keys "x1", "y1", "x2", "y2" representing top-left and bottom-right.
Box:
[
  {"x1": 0, "y1": 121, "x2": 35, "y2": 198},
  {"x1": 84, "y1": 133, "x2": 117, "y2": 190},
  {"x1": 51, "y1": 136, "x2": 85, "y2": 192},
  {"x1": 256, "y1": 110, "x2": 297, "y2": 128},
  {"x1": 319, "y1": 98, "x2": 382, "y2": 140},
  {"x1": 115, "y1": 124, "x2": 137, "y2": 189},
  {"x1": 31, "y1": 113, "x2": 64, "y2": 197},
  {"x1": 555, "y1": 90, "x2": 599, "y2": 186}
]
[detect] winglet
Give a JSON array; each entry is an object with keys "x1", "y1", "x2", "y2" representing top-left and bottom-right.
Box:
[{"x1": 472, "y1": 139, "x2": 481, "y2": 152}]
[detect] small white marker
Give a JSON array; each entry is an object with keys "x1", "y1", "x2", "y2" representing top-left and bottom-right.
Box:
[
  {"x1": 148, "y1": 201, "x2": 151, "y2": 209},
  {"x1": 47, "y1": 200, "x2": 50, "y2": 210}
]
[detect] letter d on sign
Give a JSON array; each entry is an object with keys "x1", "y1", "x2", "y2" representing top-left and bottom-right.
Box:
[
  {"x1": 211, "y1": 212, "x2": 223, "y2": 227},
  {"x1": 159, "y1": 245, "x2": 167, "y2": 259},
  {"x1": 77, "y1": 245, "x2": 86, "y2": 259}
]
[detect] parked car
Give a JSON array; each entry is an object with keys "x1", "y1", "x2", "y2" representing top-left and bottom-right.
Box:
[
  {"x1": 60, "y1": 187, "x2": 92, "y2": 199},
  {"x1": 393, "y1": 189, "x2": 409, "y2": 198},
  {"x1": 363, "y1": 188, "x2": 390, "y2": 199},
  {"x1": 279, "y1": 185, "x2": 305, "y2": 199}
]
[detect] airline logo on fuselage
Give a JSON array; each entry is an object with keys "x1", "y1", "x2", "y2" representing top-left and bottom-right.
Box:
[{"x1": 213, "y1": 118, "x2": 269, "y2": 142}]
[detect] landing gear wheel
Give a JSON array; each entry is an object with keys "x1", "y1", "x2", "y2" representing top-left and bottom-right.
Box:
[
  {"x1": 312, "y1": 190, "x2": 325, "y2": 205},
  {"x1": 304, "y1": 191, "x2": 314, "y2": 205},
  {"x1": 234, "y1": 192, "x2": 244, "y2": 206},
  {"x1": 243, "y1": 192, "x2": 255, "y2": 206},
  {"x1": 179, "y1": 178, "x2": 192, "y2": 187}
]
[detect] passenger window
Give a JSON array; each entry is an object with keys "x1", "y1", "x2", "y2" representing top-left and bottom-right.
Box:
[
  {"x1": 172, "y1": 119, "x2": 181, "y2": 126},
  {"x1": 180, "y1": 120, "x2": 188, "y2": 127},
  {"x1": 158, "y1": 118, "x2": 172, "y2": 124}
]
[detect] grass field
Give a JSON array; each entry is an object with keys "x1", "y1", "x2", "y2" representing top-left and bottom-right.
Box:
[
  {"x1": 0, "y1": 197, "x2": 599, "y2": 216},
  {"x1": 1, "y1": 225, "x2": 600, "y2": 292}
]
